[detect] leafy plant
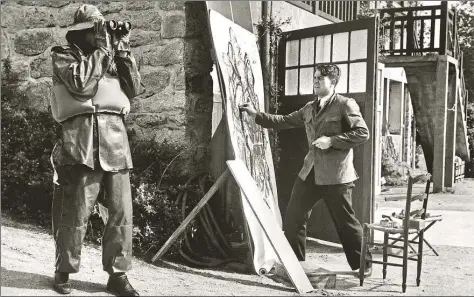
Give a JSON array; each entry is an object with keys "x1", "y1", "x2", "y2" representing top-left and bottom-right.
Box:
[
  {"x1": 1, "y1": 58, "x2": 60, "y2": 225},
  {"x1": 255, "y1": 13, "x2": 290, "y2": 167}
]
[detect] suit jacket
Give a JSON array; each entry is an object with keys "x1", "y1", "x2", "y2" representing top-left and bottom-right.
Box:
[{"x1": 255, "y1": 93, "x2": 369, "y2": 185}]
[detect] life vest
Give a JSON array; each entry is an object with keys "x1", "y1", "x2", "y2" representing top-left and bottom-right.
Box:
[{"x1": 50, "y1": 73, "x2": 130, "y2": 123}]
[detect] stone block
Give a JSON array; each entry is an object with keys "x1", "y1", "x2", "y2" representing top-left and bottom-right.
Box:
[
  {"x1": 162, "y1": 14, "x2": 185, "y2": 39},
  {"x1": 24, "y1": 6, "x2": 55, "y2": 28},
  {"x1": 129, "y1": 97, "x2": 143, "y2": 113},
  {"x1": 141, "y1": 69, "x2": 171, "y2": 96},
  {"x1": 16, "y1": 1, "x2": 71, "y2": 8},
  {"x1": 153, "y1": 128, "x2": 186, "y2": 146},
  {"x1": 140, "y1": 90, "x2": 185, "y2": 113},
  {"x1": 1, "y1": 29, "x2": 11, "y2": 58},
  {"x1": 30, "y1": 49, "x2": 53, "y2": 78},
  {"x1": 9, "y1": 59, "x2": 30, "y2": 81},
  {"x1": 158, "y1": 1, "x2": 185, "y2": 11},
  {"x1": 51, "y1": 27, "x2": 69, "y2": 45},
  {"x1": 142, "y1": 41, "x2": 184, "y2": 66},
  {"x1": 96, "y1": 2, "x2": 124, "y2": 15},
  {"x1": 54, "y1": 4, "x2": 78, "y2": 28},
  {"x1": 131, "y1": 113, "x2": 169, "y2": 128},
  {"x1": 174, "y1": 67, "x2": 185, "y2": 91},
  {"x1": 123, "y1": 10, "x2": 162, "y2": 32},
  {"x1": 127, "y1": 113, "x2": 187, "y2": 146},
  {"x1": 125, "y1": 1, "x2": 155, "y2": 11},
  {"x1": 1, "y1": 4, "x2": 27, "y2": 33},
  {"x1": 129, "y1": 29, "x2": 161, "y2": 48},
  {"x1": 14, "y1": 29, "x2": 54, "y2": 56},
  {"x1": 24, "y1": 80, "x2": 52, "y2": 112}
]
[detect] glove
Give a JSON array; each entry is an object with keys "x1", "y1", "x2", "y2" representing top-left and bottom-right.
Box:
[
  {"x1": 113, "y1": 31, "x2": 131, "y2": 52},
  {"x1": 94, "y1": 19, "x2": 112, "y2": 52}
]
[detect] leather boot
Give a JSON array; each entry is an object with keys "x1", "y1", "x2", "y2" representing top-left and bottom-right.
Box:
[
  {"x1": 52, "y1": 272, "x2": 72, "y2": 294},
  {"x1": 106, "y1": 273, "x2": 139, "y2": 296}
]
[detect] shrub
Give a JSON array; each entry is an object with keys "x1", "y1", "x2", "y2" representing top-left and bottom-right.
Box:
[
  {"x1": 86, "y1": 139, "x2": 191, "y2": 257},
  {"x1": 381, "y1": 136, "x2": 408, "y2": 186},
  {"x1": 1, "y1": 58, "x2": 60, "y2": 225}
]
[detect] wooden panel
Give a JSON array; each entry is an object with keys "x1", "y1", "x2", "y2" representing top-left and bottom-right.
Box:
[
  {"x1": 227, "y1": 160, "x2": 314, "y2": 294},
  {"x1": 206, "y1": 1, "x2": 232, "y2": 21},
  {"x1": 230, "y1": 1, "x2": 253, "y2": 32},
  {"x1": 433, "y1": 58, "x2": 449, "y2": 192}
]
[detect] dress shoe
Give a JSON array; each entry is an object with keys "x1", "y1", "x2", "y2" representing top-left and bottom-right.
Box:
[
  {"x1": 107, "y1": 273, "x2": 139, "y2": 296},
  {"x1": 52, "y1": 272, "x2": 72, "y2": 294},
  {"x1": 363, "y1": 266, "x2": 372, "y2": 277},
  {"x1": 353, "y1": 263, "x2": 372, "y2": 278}
]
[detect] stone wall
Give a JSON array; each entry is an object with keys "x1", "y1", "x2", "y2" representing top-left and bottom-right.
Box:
[{"x1": 1, "y1": 0, "x2": 213, "y2": 176}]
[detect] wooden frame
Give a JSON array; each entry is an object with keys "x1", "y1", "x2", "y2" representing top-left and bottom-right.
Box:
[{"x1": 379, "y1": 2, "x2": 457, "y2": 57}]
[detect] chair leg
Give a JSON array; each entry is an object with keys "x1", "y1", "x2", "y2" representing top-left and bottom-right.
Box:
[
  {"x1": 419, "y1": 221, "x2": 439, "y2": 256},
  {"x1": 359, "y1": 224, "x2": 368, "y2": 286},
  {"x1": 402, "y1": 234, "x2": 409, "y2": 293},
  {"x1": 417, "y1": 230, "x2": 424, "y2": 286},
  {"x1": 423, "y1": 238, "x2": 439, "y2": 256},
  {"x1": 383, "y1": 232, "x2": 388, "y2": 279}
]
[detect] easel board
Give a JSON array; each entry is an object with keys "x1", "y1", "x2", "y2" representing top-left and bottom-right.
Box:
[{"x1": 227, "y1": 160, "x2": 314, "y2": 294}]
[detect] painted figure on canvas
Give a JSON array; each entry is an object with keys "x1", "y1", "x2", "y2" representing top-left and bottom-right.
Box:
[
  {"x1": 209, "y1": 9, "x2": 282, "y2": 274},
  {"x1": 223, "y1": 27, "x2": 274, "y2": 208}
]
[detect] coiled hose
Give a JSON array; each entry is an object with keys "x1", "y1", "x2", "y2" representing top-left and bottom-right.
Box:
[{"x1": 176, "y1": 172, "x2": 240, "y2": 267}]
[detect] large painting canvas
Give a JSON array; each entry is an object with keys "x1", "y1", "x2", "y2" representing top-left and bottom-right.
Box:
[{"x1": 208, "y1": 9, "x2": 283, "y2": 274}]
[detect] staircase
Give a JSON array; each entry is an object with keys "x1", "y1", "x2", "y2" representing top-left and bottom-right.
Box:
[{"x1": 379, "y1": 2, "x2": 469, "y2": 191}]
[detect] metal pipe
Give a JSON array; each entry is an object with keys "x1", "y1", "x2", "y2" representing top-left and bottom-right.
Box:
[{"x1": 261, "y1": 1, "x2": 271, "y2": 113}]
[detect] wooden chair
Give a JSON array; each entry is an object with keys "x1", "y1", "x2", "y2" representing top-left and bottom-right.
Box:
[{"x1": 359, "y1": 173, "x2": 432, "y2": 293}]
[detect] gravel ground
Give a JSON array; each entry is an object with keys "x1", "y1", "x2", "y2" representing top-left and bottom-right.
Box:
[{"x1": 2, "y1": 178, "x2": 474, "y2": 296}]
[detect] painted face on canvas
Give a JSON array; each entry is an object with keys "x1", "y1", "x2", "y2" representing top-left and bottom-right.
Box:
[{"x1": 313, "y1": 70, "x2": 334, "y2": 97}]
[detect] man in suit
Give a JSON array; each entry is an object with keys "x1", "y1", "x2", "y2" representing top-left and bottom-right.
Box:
[{"x1": 239, "y1": 64, "x2": 372, "y2": 275}]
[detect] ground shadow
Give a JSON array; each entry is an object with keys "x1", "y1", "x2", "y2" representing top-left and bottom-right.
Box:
[
  {"x1": 335, "y1": 276, "x2": 405, "y2": 293},
  {"x1": 1, "y1": 267, "x2": 105, "y2": 294},
  {"x1": 153, "y1": 261, "x2": 296, "y2": 293},
  {"x1": 306, "y1": 240, "x2": 345, "y2": 254}
]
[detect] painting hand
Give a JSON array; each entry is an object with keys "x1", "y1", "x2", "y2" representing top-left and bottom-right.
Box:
[{"x1": 239, "y1": 103, "x2": 257, "y2": 119}]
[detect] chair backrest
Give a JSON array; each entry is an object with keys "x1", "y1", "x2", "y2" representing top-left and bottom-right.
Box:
[{"x1": 403, "y1": 173, "x2": 432, "y2": 233}]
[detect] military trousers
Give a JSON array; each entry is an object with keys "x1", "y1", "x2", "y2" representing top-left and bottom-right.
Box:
[
  {"x1": 283, "y1": 169, "x2": 371, "y2": 270},
  {"x1": 52, "y1": 164, "x2": 133, "y2": 274}
]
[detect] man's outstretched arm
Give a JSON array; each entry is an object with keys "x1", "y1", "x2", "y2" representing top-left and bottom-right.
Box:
[{"x1": 240, "y1": 103, "x2": 306, "y2": 130}]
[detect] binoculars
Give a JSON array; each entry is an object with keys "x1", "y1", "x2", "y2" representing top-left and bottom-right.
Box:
[{"x1": 106, "y1": 20, "x2": 132, "y2": 34}]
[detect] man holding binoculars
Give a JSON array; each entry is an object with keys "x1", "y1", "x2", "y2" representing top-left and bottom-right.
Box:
[{"x1": 50, "y1": 4, "x2": 143, "y2": 296}]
